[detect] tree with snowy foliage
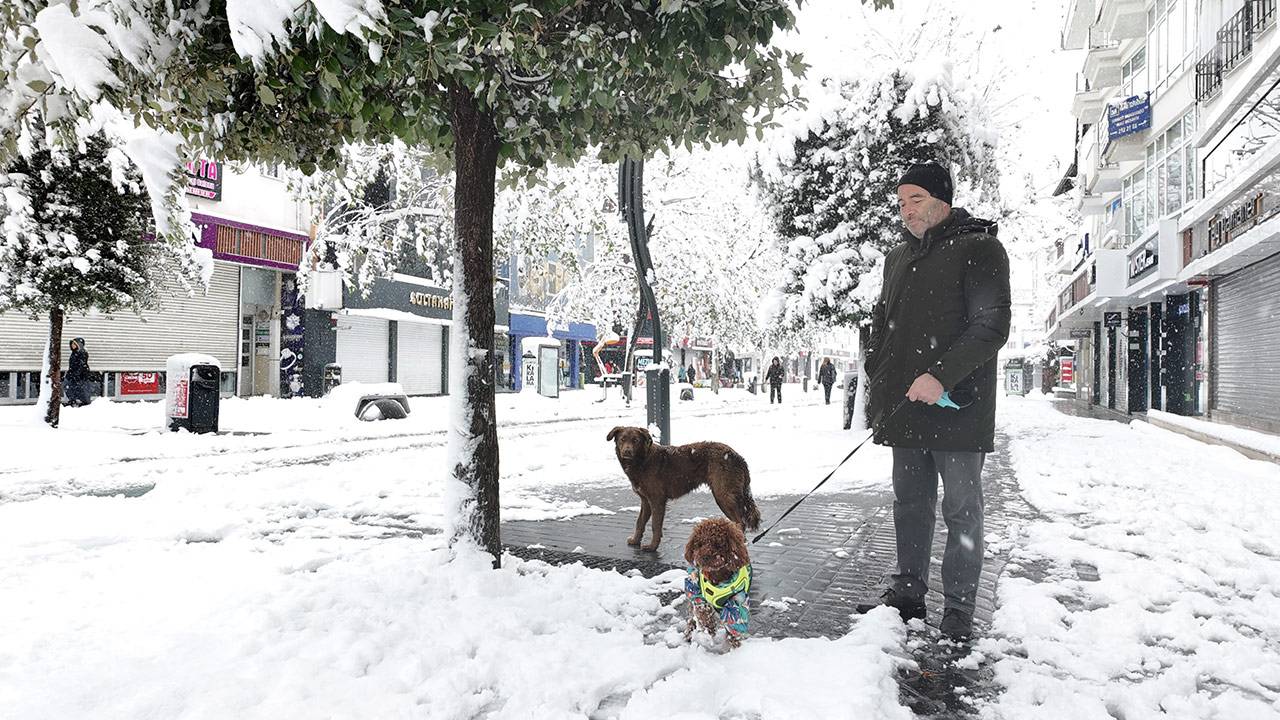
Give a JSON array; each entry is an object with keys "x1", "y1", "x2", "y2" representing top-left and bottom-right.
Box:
[
  {"x1": 3, "y1": 0, "x2": 885, "y2": 563},
  {"x1": 758, "y1": 62, "x2": 1000, "y2": 332},
  {"x1": 295, "y1": 142, "x2": 454, "y2": 292},
  {"x1": 0, "y1": 130, "x2": 159, "y2": 428},
  {"x1": 503, "y1": 146, "x2": 784, "y2": 362}
]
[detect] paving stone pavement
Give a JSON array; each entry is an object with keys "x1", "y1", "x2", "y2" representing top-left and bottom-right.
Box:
[
  {"x1": 504, "y1": 431, "x2": 1038, "y2": 643},
  {"x1": 502, "y1": 431, "x2": 1049, "y2": 718}
]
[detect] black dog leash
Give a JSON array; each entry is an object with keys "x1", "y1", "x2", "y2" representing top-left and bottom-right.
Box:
[
  {"x1": 749, "y1": 388, "x2": 975, "y2": 545},
  {"x1": 750, "y1": 397, "x2": 909, "y2": 545}
]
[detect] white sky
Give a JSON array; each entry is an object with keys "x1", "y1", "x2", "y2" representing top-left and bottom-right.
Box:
[{"x1": 785, "y1": 0, "x2": 1084, "y2": 200}]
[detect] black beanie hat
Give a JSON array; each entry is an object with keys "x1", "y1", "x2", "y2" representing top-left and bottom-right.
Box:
[{"x1": 897, "y1": 162, "x2": 953, "y2": 205}]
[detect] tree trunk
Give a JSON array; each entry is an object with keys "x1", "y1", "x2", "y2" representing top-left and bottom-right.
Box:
[
  {"x1": 43, "y1": 307, "x2": 65, "y2": 428},
  {"x1": 446, "y1": 84, "x2": 502, "y2": 566}
]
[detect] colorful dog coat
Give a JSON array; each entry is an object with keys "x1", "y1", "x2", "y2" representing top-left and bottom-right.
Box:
[{"x1": 685, "y1": 564, "x2": 751, "y2": 641}]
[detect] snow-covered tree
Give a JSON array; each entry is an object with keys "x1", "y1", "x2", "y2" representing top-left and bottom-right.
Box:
[
  {"x1": 295, "y1": 142, "x2": 454, "y2": 292},
  {"x1": 0, "y1": 129, "x2": 167, "y2": 427},
  {"x1": 2, "y1": 1, "x2": 830, "y2": 563},
  {"x1": 758, "y1": 61, "x2": 1000, "y2": 331},
  {"x1": 500, "y1": 145, "x2": 787, "y2": 361}
]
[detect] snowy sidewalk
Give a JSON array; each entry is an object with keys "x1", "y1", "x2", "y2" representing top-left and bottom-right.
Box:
[
  {"x1": 976, "y1": 396, "x2": 1280, "y2": 719},
  {"x1": 3, "y1": 392, "x2": 1279, "y2": 719}
]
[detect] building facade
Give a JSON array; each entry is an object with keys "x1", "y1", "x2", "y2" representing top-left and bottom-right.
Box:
[
  {"x1": 0, "y1": 160, "x2": 516, "y2": 404},
  {"x1": 1051, "y1": 0, "x2": 1280, "y2": 433},
  {"x1": 0, "y1": 161, "x2": 311, "y2": 404}
]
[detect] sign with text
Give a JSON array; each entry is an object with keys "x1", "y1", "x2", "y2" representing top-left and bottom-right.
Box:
[
  {"x1": 184, "y1": 160, "x2": 222, "y2": 201},
  {"x1": 1107, "y1": 94, "x2": 1152, "y2": 141},
  {"x1": 1127, "y1": 238, "x2": 1158, "y2": 282},
  {"x1": 1060, "y1": 358, "x2": 1074, "y2": 385},
  {"x1": 1104, "y1": 311, "x2": 1123, "y2": 328},
  {"x1": 1069, "y1": 328, "x2": 1093, "y2": 339},
  {"x1": 120, "y1": 372, "x2": 161, "y2": 396}
]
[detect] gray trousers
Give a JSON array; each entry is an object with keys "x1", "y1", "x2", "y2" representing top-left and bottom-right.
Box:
[{"x1": 890, "y1": 447, "x2": 985, "y2": 616}]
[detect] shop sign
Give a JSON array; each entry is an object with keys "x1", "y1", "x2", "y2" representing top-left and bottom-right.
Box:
[
  {"x1": 1060, "y1": 358, "x2": 1074, "y2": 384},
  {"x1": 184, "y1": 159, "x2": 222, "y2": 201},
  {"x1": 120, "y1": 372, "x2": 161, "y2": 395},
  {"x1": 693, "y1": 336, "x2": 713, "y2": 349},
  {"x1": 1104, "y1": 312, "x2": 1123, "y2": 328},
  {"x1": 196, "y1": 213, "x2": 308, "y2": 272},
  {"x1": 1127, "y1": 238, "x2": 1158, "y2": 282},
  {"x1": 1106, "y1": 93, "x2": 1151, "y2": 141},
  {"x1": 409, "y1": 290, "x2": 453, "y2": 311},
  {"x1": 1069, "y1": 328, "x2": 1092, "y2": 339},
  {"x1": 1207, "y1": 191, "x2": 1280, "y2": 252}
]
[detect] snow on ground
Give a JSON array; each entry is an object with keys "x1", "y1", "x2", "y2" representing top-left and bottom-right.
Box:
[
  {"x1": 0, "y1": 383, "x2": 912, "y2": 719},
  {"x1": 979, "y1": 395, "x2": 1280, "y2": 719},
  {"x1": 7, "y1": 386, "x2": 1279, "y2": 718},
  {"x1": 0, "y1": 382, "x2": 890, "y2": 507}
]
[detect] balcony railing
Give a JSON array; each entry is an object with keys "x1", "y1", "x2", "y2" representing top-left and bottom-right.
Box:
[{"x1": 1196, "y1": 0, "x2": 1278, "y2": 102}]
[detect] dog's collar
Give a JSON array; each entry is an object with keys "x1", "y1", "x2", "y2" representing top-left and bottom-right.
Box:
[{"x1": 699, "y1": 565, "x2": 751, "y2": 610}]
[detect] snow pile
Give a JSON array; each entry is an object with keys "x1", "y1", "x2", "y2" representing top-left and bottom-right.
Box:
[{"x1": 981, "y1": 398, "x2": 1280, "y2": 719}]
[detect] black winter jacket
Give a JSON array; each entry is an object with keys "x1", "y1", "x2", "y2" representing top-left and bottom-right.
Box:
[
  {"x1": 765, "y1": 363, "x2": 785, "y2": 386},
  {"x1": 818, "y1": 362, "x2": 837, "y2": 386},
  {"x1": 68, "y1": 339, "x2": 91, "y2": 383},
  {"x1": 865, "y1": 209, "x2": 1011, "y2": 452}
]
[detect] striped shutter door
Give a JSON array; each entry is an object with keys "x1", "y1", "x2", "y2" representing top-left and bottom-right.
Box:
[
  {"x1": 0, "y1": 262, "x2": 240, "y2": 371},
  {"x1": 1212, "y1": 253, "x2": 1280, "y2": 426},
  {"x1": 335, "y1": 315, "x2": 390, "y2": 384},
  {"x1": 395, "y1": 321, "x2": 444, "y2": 395}
]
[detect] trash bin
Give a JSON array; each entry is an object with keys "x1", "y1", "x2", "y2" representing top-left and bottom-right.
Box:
[
  {"x1": 323, "y1": 363, "x2": 343, "y2": 395},
  {"x1": 166, "y1": 353, "x2": 221, "y2": 433}
]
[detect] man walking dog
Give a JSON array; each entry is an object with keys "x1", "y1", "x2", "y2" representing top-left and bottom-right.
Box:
[{"x1": 860, "y1": 162, "x2": 1011, "y2": 641}]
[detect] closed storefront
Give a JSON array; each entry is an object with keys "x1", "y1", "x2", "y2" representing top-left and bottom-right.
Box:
[
  {"x1": 0, "y1": 262, "x2": 240, "y2": 403},
  {"x1": 335, "y1": 315, "x2": 390, "y2": 385},
  {"x1": 1211, "y1": 253, "x2": 1280, "y2": 432},
  {"x1": 396, "y1": 321, "x2": 445, "y2": 395}
]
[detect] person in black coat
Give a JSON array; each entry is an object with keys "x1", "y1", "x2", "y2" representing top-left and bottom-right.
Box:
[
  {"x1": 66, "y1": 337, "x2": 93, "y2": 406},
  {"x1": 818, "y1": 357, "x2": 837, "y2": 405},
  {"x1": 765, "y1": 356, "x2": 785, "y2": 404},
  {"x1": 859, "y1": 163, "x2": 1011, "y2": 641}
]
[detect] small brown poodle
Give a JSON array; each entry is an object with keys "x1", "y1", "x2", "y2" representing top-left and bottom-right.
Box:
[{"x1": 683, "y1": 517, "x2": 752, "y2": 648}]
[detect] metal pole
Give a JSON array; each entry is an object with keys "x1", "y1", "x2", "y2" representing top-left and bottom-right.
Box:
[{"x1": 618, "y1": 156, "x2": 670, "y2": 444}]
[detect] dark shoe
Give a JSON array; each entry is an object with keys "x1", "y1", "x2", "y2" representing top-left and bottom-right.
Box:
[
  {"x1": 855, "y1": 587, "x2": 926, "y2": 621},
  {"x1": 940, "y1": 609, "x2": 973, "y2": 641}
]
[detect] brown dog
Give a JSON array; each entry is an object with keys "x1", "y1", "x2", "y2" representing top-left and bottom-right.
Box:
[
  {"x1": 684, "y1": 518, "x2": 752, "y2": 647},
  {"x1": 606, "y1": 426, "x2": 761, "y2": 551}
]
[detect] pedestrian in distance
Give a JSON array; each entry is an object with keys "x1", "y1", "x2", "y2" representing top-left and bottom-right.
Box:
[
  {"x1": 687, "y1": 364, "x2": 696, "y2": 385},
  {"x1": 818, "y1": 357, "x2": 837, "y2": 405},
  {"x1": 65, "y1": 337, "x2": 93, "y2": 407},
  {"x1": 765, "y1": 356, "x2": 784, "y2": 404},
  {"x1": 858, "y1": 162, "x2": 1011, "y2": 642},
  {"x1": 678, "y1": 365, "x2": 688, "y2": 383}
]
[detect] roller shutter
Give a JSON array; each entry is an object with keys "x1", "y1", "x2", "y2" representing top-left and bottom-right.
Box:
[
  {"x1": 396, "y1": 321, "x2": 444, "y2": 395},
  {"x1": 0, "y1": 262, "x2": 240, "y2": 371},
  {"x1": 1212, "y1": 253, "x2": 1280, "y2": 426},
  {"x1": 335, "y1": 315, "x2": 390, "y2": 384}
]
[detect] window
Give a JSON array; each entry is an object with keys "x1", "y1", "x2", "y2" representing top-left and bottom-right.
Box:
[
  {"x1": 0, "y1": 371, "x2": 9, "y2": 399},
  {"x1": 1147, "y1": 0, "x2": 1196, "y2": 95},
  {"x1": 1121, "y1": 46, "x2": 1148, "y2": 97},
  {"x1": 1204, "y1": 74, "x2": 1280, "y2": 196}
]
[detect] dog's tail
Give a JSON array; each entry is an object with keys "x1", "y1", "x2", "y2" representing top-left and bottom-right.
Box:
[{"x1": 733, "y1": 454, "x2": 762, "y2": 531}]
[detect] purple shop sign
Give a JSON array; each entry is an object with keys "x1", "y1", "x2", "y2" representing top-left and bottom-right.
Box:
[{"x1": 192, "y1": 212, "x2": 310, "y2": 272}]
